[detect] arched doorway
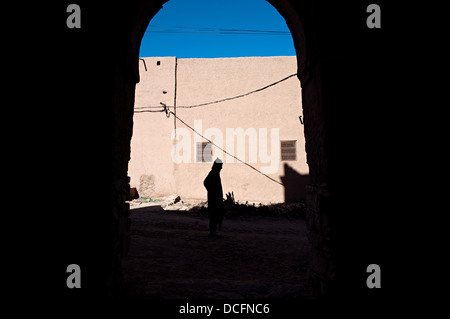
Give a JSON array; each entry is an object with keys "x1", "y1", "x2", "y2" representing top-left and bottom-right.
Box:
[
  {"x1": 30, "y1": 0, "x2": 407, "y2": 305},
  {"x1": 124, "y1": 0, "x2": 316, "y2": 298},
  {"x1": 108, "y1": 0, "x2": 332, "y2": 298}
]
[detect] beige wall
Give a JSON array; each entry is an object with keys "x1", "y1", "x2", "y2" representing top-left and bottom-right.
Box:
[{"x1": 129, "y1": 56, "x2": 309, "y2": 203}]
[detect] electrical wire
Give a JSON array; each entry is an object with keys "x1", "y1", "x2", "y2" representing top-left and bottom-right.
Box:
[
  {"x1": 145, "y1": 25, "x2": 291, "y2": 36},
  {"x1": 169, "y1": 110, "x2": 284, "y2": 187},
  {"x1": 134, "y1": 73, "x2": 297, "y2": 111},
  {"x1": 133, "y1": 71, "x2": 298, "y2": 185},
  {"x1": 148, "y1": 31, "x2": 290, "y2": 35},
  {"x1": 134, "y1": 109, "x2": 166, "y2": 113}
]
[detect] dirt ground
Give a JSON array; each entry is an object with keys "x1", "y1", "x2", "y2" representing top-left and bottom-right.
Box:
[{"x1": 121, "y1": 202, "x2": 315, "y2": 299}]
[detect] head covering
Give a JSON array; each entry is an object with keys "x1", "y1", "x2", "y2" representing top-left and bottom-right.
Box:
[{"x1": 212, "y1": 157, "x2": 223, "y2": 170}]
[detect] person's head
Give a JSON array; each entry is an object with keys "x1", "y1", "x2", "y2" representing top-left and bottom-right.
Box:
[{"x1": 212, "y1": 158, "x2": 223, "y2": 171}]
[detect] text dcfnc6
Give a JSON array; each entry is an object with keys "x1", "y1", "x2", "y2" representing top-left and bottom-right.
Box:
[{"x1": 224, "y1": 304, "x2": 270, "y2": 314}]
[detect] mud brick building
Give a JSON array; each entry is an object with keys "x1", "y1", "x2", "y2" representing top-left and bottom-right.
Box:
[{"x1": 129, "y1": 56, "x2": 309, "y2": 203}]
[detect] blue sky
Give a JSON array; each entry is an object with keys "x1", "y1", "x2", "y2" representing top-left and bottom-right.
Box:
[{"x1": 139, "y1": 0, "x2": 296, "y2": 58}]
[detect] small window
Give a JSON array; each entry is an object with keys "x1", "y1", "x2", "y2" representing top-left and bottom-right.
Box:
[
  {"x1": 156, "y1": 61, "x2": 161, "y2": 66},
  {"x1": 281, "y1": 140, "x2": 296, "y2": 161},
  {"x1": 196, "y1": 142, "x2": 213, "y2": 163}
]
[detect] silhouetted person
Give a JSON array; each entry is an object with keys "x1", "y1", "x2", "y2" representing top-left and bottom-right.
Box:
[{"x1": 203, "y1": 158, "x2": 224, "y2": 237}]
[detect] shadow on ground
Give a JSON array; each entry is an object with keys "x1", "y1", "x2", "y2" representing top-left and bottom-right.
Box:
[{"x1": 120, "y1": 203, "x2": 315, "y2": 299}]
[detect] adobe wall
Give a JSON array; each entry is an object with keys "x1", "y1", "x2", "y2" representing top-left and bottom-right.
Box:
[
  {"x1": 129, "y1": 56, "x2": 309, "y2": 203},
  {"x1": 129, "y1": 57, "x2": 178, "y2": 198}
]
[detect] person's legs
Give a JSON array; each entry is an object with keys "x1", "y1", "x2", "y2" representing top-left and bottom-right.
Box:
[
  {"x1": 208, "y1": 209, "x2": 217, "y2": 235},
  {"x1": 217, "y1": 210, "x2": 224, "y2": 232}
]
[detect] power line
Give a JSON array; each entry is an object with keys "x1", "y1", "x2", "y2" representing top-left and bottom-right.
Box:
[
  {"x1": 169, "y1": 110, "x2": 284, "y2": 187},
  {"x1": 149, "y1": 25, "x2": 291, "y2": 33},
  {"x1": 134, "y1": 73, "x2": 297, "y2": 111},
  {"x1": 133, "y1": 71, "x2": 298, "y2": 185},
  {"x1": 147, "y1": 31, "x2": 291, "y2": 36},
  {"x1": 133, "y1": 109, "x2": 166, "y2": 113},
  {"x1": 146, "y1": 25, "x2": 291, "y2": 36}
]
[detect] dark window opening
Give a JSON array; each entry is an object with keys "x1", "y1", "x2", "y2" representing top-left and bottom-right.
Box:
[
  {"x1": 196, "y1": 142, "x2": 213, "y2": 163},
  {"x1": 281, "y1": 140, "x2": 296, "y2": 161}
]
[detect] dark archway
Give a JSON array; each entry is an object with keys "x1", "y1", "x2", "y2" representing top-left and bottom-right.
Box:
[
  {"x1": 111, "y1": 0, "x2": 330, "y2": 298},
  {"x1": 35, "y1": 0, "x2": 407, "y2": 304}
]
